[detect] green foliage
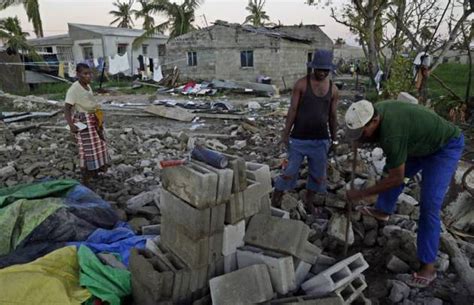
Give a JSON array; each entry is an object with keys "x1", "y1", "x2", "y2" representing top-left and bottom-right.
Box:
[
  {"x1": 110, "y1": 0, "x2": 135, "y2": 29},
  {"x1": 383, "y1": 55, "x2": 414, "y2": 98},
  {"x1": 428, "y1": 63, "x2": 471, "y2": 101},
  {"x1": 0, "y1": 0, "x2": 43, "y2": 37},
  {"x1": 0, "y1": 17, "x2": 39, "y2": 58},
  {"x1": 132, "y1": 0, "x2": 155, "y2": 30},
  {"x1": 244, "y1": 0, "x2": 271, "y2": 27}
]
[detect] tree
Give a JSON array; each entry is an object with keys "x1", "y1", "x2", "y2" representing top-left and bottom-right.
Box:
[
  {"x1": 335, "y1": 37, "x2": 346, "y2": 46},
  {"x1": 244, "y1": 0, "x2": 271, "y2": 27},
  {"x1": 133, "y1": 0, "x2": 155, "y2": 30},
  {"x1": 110, "y1": 0, "x2": 135, "y2": 29},
  {"x1": 0, "y1": 0, "x2": 43, "y2": 37},
  {"x1": 133, "y1": 0, "x2": 202, "y2": 46},
  {"x1": 0, "y1": 17, "x2": 37, "y2": 56}
]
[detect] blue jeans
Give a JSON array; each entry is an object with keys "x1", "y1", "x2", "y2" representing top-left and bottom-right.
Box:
[
  {"x1": 274, "y1": 137, "x2": 330, "y2": 193},
  {"x1": 376, "y1": 134, "x2": 465, "y2": 264}
]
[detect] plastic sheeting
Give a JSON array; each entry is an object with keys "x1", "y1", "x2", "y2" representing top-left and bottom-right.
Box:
[
  {"x1": 0, "y1": 246, "x2": 91, "y2": 305},
  {"x1": 78, "y1": 245, "x2": 131, "y2": 305}
]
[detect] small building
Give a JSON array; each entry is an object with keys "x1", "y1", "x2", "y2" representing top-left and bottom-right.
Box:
[
  {"x1": 163, "y1": 21, "x2": 334, "y2": 88},
  {"x1": 29, "y1": 23, "x2": 168, "y2": 75}
]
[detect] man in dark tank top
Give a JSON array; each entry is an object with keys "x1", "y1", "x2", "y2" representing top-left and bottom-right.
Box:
[{"x1": 272, "y1": 49, "x2": 339, "y2": 216}]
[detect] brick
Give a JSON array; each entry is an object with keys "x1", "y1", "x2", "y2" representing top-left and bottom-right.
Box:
[
  {"x1": 161, "y1": 189, "x2": 225, "y2": 240},
  {"x1": 244, "y1": 179, "x2": 265, "y2": 218},
  {"x1": 311, "y1": 254, "x2": 337, "y2": 275},
  {"x1": 210, "y1": 264, "x2": 273, "y2": 305},
  {"x1": 225, "y1": 191, "x2": 245, "y2": 224},
  {"x1": 237, "y1": 246, "x2": 296, "y2": 294},
  {"x1": 271, "y1": 206, "x2": 290, "y2": 219},
  {"x1": 192, "y1": 160, "x2": 233, "y2": 204},
  {"x1": 161, "y1": 163, "x2": 218, "y2": 209},
  {"x1": 222, "y1": 220, "x2": 245, "y2": 256},
  {"x1": 334, "y1": 275, "x2": 367, "y2": 305},
  {"x1": 244, "y1": 214, "x2": 321, "y2": 264},
  {"x1": 294, "y1": 259, "x2": 312, "y2": 287},
  {"x1": 302, "y1": 253, "x2": 369, "y2": 297},
  {"x1": 246, "y1": 162, "x2": 272, "y2": 194}
]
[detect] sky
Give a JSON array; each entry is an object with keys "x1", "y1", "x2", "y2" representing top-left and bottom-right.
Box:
[{"x1": 0, "y1": 0, "x2": 358, "y2": 45}]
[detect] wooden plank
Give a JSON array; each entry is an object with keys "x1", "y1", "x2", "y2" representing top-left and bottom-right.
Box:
[{"x1": 144, "y1": 105, "x2": 195, "y2": 122}]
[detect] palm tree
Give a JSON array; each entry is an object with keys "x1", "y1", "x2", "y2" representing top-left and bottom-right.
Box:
[
  {"x1": 0, "y1": 0, "x2": 43, "y2": 37},
  {"x1": 132, "y1": 0, "x2": 155, "y2": 31},
  {"x1": 0, "y1": 17, "x2": 37, "y2": 56},
  {"x1": 133, "y1": 0, "x2": 202, "y2": 46},
  {"x1": 244, "y1": 0, "x2": 270, "y2": 27},
  {"x1": 110, "y1": 0, "x2": 135, "y2": 29}
]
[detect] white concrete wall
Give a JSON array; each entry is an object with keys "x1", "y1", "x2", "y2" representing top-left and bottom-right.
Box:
[{"x1": 72, "y1": 38, "x2": 103, "y2": 62}]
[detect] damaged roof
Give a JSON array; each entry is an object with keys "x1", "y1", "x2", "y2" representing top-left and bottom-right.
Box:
[
  {"x1": 28, "y1": 34, "x2": 73, "y2": 46},
  {"x1": 68, "y1": 23, "x2": 167, "y2": 39}
]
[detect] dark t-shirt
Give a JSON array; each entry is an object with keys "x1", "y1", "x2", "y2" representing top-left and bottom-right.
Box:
[{"x1": 375, "y1": 100, "x2": 461, "y2": 169}]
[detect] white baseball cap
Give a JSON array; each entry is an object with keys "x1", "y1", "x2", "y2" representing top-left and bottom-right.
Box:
[{"x1": 344, "y1": 100, "x2": 375, "y2": 140}]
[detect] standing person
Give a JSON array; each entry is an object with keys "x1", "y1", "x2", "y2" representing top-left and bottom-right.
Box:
[
  {"x1": 272, "y1": 49, "x2": 339, "y2": 216},
  {"x1": 64, "y1": 63, "x2": 110, "y2": 186},
  {"x1": 344, "y1": 100, "x2": 464, "y2": 288}
]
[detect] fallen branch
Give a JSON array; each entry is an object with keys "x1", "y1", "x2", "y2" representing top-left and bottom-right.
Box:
[{"x1": 431, "y1": 73, "x2": 465, "y2": 102}]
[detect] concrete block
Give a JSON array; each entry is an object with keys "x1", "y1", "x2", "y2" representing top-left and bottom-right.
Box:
[
  {"x1": 161, "y1": 221, "x2": 223, "y2": 268},
  {"x1": 260, "y1": 195, "x2": 272, "y2": 215},
  {"x1": 334, "y1": 275, "x2": 368, "y2": 305},
  {"x1": 243, "y1": 179, "x2": 265, "y2": 218},
  {"x1": 328, "y1": 213, "x2": 354, "y2": 245},
  {"x1": 352, "y1": 291, "x2": 372, "y2": 305},
  {"x1": 225, "y1": 191, "x2": 245, "y2": 224},
  {"x1": 222, "y1": 220, "x2": 245, "y2": 256},
  {"x1": 266, "y1": 295, "x2": 344, "y2": 305},
  {"x1": 301, "y1": 253, "x2": 369, "y2": 296},
  {"x1": 97, "y1": 253, "x2": 127, "y2": 270},
  {"x1": 302, "y1": 252, "x2": 369, "y2": 297},
  {"x1": 192, "y1": 160, "x2": 233, "y2": 204},
  {"x1": 244, "y1": 214, "x2": 321, "y2": 264},
  {"x1": 246, "y1": 162, "x2": 272, "y2": 194},
  {"x1": 126, "y1": 189, "x2": 159, "y2": 211},
  {"x1": 210, "y1": 264, "x2": 273, "y2": 305},
  {"x1": 397, "y1": 92, "x2": 418, "y2": 104},
  {"x1": 193, "y1": 294, "x2": 211, "y2": 305},
  {"x1": 161, "y1": 189, "x2": 225, "y2": 240},
  {"x1": 271, "y1": 206, "x2": 290, "y2": 219},
  {"x1": 224, "y1": 253, "x2": 238, "y2": 273},
  {"x1": 294, "y1": 259, "x2": 312, "y2": 287},
  {"x1": 311, "y1": 254, "x2": 337, "y2": 275},
  {"x1": 237, "y1": 246, "x2": 296, "y2": 294},
  {"x1": 142, "y1": 224, "x2": 161, "y2": 235},
  {"x1": 224, "y1": 154, "x2": 247, "y2": 193},
  {"x1": 161, "y1": 163, "x2": 218, "y2": 209}
]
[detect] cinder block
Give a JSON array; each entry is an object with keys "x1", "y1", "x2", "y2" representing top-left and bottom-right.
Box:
[
  {"x1": 271, "y1": 206, "x2": 290, "y2": 219},
  {"x1": 225, "y1": 191, "x2": 245, "y2": 224},
  {"x1": 266, "y1": 295, "x2": 344, "y2": 304},
  {"x1": 246, "y1": 162, "x2": 272, "y2": 194},
  {"x1": 352, "y1": 291, "x2": 372, "y2": 305},
  {"x1": 224, "y1": 253, "x2": 238, "y2": 273},
  {"x1": 260, "y1": 195, "x2": 272, "y2": 215},
  {"x1": 302, "y1": 253, "x2": 369, "y2": 297},
  {"x1": 244, "y1": 179, "x2": 265, "y2": 218},
  {"x1": 237, "y1": 246, "x2": 296, "y2": 294},
  {"x1": 224, "y1": 154, "x2": 247, "y2": 193},
  {"x1": 161, "y1": 163, "x2": 218, "y2": 209},
  {"x1": 244, "y1": 214, "x2": 321, "y2": 264},
  {"x1": 192, "y1": 294, "x2": 211, "y2": 305},
  {"x1": 142, "y1": 224, "x2": 161, "y2": 235},
  {"x1": 333, "y1": 275, "x2": 367, "y2": 305},
  {"x1": 311, "y1": 254, "x2": 337, "y2": 275},
  {"x1": 192, "y1": 160, "x2": 233, "y2": 204},
  {"x1": 210, "y1": 264, "x2": 274, "y2": 305},
  {"x1": 222, "y1": 220, "x2": 245, "y2": 256},
  {"x1": 294, "y1": 259, "x2": 312, "y2": 287},
  {"x1": 161, "y1": 222, "x2": 223, "y2": 268},
  {"x1": 161, "y1": 189, "x2": 225, "y2": 240}
]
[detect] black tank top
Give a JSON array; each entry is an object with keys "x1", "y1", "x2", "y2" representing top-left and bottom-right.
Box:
[{"x1": 291, "y1": 75, "x2": 332, "y2": 140}]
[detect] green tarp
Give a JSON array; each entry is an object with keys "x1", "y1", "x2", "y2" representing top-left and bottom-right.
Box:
[
  {"x1": 78, "y1": 246, "x2": 131, "y2": 305},
  {"x1": 0, "y1": 179, "x2": 79, "y2": 207}
]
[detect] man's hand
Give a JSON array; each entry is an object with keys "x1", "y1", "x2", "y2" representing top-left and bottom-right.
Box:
[
  {"x1": 280, "y1": 132, "x2": 289, "y2": 150},
  {"x1": 346, "y1": 189, "x2": 365, "y2": 201}
]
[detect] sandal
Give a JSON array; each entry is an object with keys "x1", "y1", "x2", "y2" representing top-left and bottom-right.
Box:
[
  {"x1": 405, "y1": 272, "x2": 437, "y2": 288},
  {"x1": 357, "y1": 206, "x2": 390, "y2": 221}
]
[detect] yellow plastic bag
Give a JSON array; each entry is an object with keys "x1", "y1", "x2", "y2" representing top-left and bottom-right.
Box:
[{"x1": 95, "y1": 108, "x2": 104, "y2": 129}]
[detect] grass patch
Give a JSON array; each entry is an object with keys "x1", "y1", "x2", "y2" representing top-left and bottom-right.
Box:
[{"x1": 428, "y1": 63, "x2": 470, "y2": 101}]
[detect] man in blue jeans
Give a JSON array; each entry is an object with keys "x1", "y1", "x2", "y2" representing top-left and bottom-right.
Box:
[
  {"x1": 272, "y1": 49, "x2": 339, "y2": 215},
  {"x1": 345, "y1": 100, "x2": 464, "y2": 288}
]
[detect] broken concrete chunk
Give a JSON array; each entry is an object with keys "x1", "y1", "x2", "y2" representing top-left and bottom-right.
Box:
[
  {"x1": 328, "y1": 213, "x2": 354, "y2": 245},
  {"x1": 246, "y1": 162, "x2": 272, "y2": 194},
  {"x1": 386, "y1": 255, "x2": 410, "y2": 274},
  {"x1": 0, "y1": 165, "x2": 16, "y2": 179},
  {"x1": 244, "y1": 214, "x2": 321, "y2": 264},
  {"x1": 126, "y1": 190, "x2": 159, "y2": 211},
  {"x1": 210, "y1": 264, "x2": 274, "y2": 305},
  {"x1": 388, "y1": 280, "x2": 410, "y2": 303},
  {"x1": 97, "y1": 253, "x2": 127, "y2": 270}
]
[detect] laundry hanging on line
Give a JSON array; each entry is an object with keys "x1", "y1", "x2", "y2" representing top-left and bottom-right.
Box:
[{"x1": 108, "y1": 52, "x2": 130, "y2": 75}]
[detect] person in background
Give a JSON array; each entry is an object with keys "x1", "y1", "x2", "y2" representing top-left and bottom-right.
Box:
[
  {"x1": 271, "y1": 49, "x2": 339, "y2": 216},
  {"x1": 344, "y1": 99, "x2": 464, "y2": 288},
  {"x1": 64, "y1": 63, "x2": 110, "y2": 186}
]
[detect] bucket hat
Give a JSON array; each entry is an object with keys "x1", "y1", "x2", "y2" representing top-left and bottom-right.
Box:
[{"x1": 307, "y1": 49, "x2": 335, "y2": 70}]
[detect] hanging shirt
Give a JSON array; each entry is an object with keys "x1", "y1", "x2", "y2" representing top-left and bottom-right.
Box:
[
  {"x1": 65, "y1": 81, "x2": 98, "y2": 113},
  {"x1": 108, "y1": 52, "x2": 130, "y2": 75},
  {"x1": 93, "y1": 58, "x2": 99, "y2": 68},
  {"x1": 153, "y1": 61, "x2": 163, "y2": 83},
  {"x1": 58, "y1": 62, "x2": 65, "y2": 78}
]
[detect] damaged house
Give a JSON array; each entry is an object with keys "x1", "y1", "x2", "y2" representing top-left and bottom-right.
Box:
[{"x1": 163, "y1": 20, "x2": 334, "y2": 88}]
